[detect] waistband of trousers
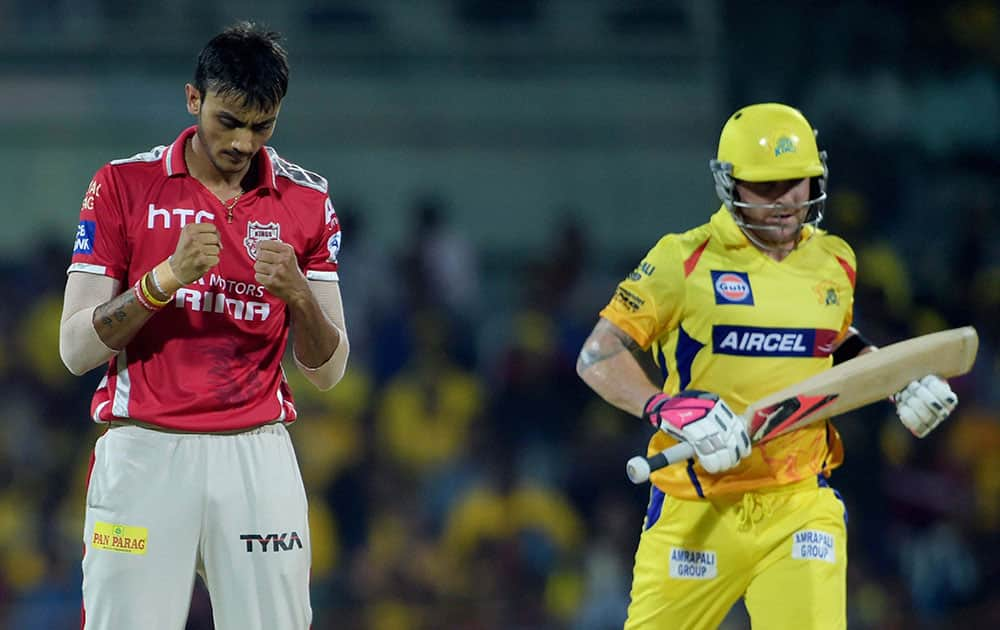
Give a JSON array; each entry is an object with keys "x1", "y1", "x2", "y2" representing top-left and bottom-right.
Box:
[{"x1": 106, "y1": 418, "x2": 282, "y2": 436}]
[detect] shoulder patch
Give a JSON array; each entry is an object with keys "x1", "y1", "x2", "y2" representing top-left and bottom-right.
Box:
[
  {"x1": 110, "y1": 145, "x2": 167, "y2": 166},
  {"x1": 266, "y1": 147, "x2": 328, "y2": 193}
]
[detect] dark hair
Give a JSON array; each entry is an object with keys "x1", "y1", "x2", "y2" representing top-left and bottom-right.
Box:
[{"x1": 194, "y1": 21, "x2": 289, "y2": 112}]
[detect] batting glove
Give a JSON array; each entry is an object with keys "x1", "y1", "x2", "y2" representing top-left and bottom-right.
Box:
[
  {"x1": 644, "y1": 391, "x2": 751, "y2": 474},
  {"x1": 894, "y1": 375, "x2": 958, "y2": 438}
]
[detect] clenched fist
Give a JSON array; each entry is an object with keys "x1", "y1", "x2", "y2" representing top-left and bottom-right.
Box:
[
  {"x1": 254, "y1": 239, "x2": 308, "y2": 304},
  {"x1": 171, "y1": 222, "x2": 221, "y2": 284}
]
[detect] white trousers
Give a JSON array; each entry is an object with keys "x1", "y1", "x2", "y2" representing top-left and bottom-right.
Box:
[{"x1": 82, "y1": 423, "x2": 312, "y2": 630}]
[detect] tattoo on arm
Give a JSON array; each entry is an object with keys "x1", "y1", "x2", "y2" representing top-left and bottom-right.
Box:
[
  {"x1": 578, "y1": 321, "x2": 639, "y2": 369},
  {"x1": 578, "y1": 343, "x2": 623, "y2": 369},
  {"x1": 94, "y1": 290, "x2": 139, "y2": 331},
  {"x1": 91, "y1": 288, "x2": 156, "y2": 352}
]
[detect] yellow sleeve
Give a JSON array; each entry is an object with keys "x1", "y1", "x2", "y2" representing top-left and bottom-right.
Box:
[{"x1": 599, "y1": 235, "x2": 686, "y2": 349}]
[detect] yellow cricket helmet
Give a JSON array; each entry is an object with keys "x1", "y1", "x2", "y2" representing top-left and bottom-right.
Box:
[{"x1": 710, "y1": 103, "x2": 828, "y2": 230}]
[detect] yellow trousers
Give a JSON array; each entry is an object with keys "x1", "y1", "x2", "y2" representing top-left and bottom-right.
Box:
[{"x1": 625, "y1": 477, "x2": 847, "y2": 629}]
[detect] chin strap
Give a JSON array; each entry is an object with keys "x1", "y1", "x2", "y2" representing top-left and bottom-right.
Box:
[{"x1": 733, "y1": 212, "x2": 818, "y2": 253}]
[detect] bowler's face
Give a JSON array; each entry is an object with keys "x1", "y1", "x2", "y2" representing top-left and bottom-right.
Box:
[{"x1": 186, "y1": 85, "x2": 280, "y2": 177}]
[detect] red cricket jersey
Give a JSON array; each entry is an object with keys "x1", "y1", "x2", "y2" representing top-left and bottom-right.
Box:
[{"x1": 69, "y1": 126, "x2": 342, "y2": 431}]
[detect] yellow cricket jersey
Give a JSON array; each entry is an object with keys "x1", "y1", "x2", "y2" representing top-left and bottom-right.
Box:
[{"x1": 601, "y1": 207, "x2": 857, "y2": 498}]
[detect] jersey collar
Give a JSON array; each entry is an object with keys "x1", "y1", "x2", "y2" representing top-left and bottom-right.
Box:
[
  {"x1": 162, "y1": 126, "x2": 279, "y2": 193},
  {"x1": 710, "y1": 206, "x2": 753, "y2": 248},
  {"x1": 710, "y1": 205, "x2": 820, "y2": 251}
]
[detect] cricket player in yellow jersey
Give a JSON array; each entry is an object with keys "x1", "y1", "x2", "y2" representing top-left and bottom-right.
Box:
[{"x1": 577, "y1": 103, "x2": 959, "y2": 629}]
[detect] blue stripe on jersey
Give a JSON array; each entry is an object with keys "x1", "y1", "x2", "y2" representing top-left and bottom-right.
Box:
[
  {"x1": 686, "y1": 459, "x2": 705, "y2": 498},
  {"x1": 713, "y1": 325, "x2": 817, "y2": 357},
  {"x1": 817, "y1": 474, "x2": 848, "y2": 524},
  {"x1": 645, "y1": 486, "x2": 666, "y2": 530},
  {"x1": 675, "y1": 325, "x2": 704, "y2": 389},
  {"x1": 656, "y1": 345, "x2": 668, "y2": 386}
]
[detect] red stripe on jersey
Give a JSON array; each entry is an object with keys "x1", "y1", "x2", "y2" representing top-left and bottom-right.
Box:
[
  {"x1": 835, "y1": 255, "x2": 856, "y2": 287},
  {"x1": 684, "y1": 238, "x2": 711, "y2": 277},
  {"x1": 814, "y1": 329, "x2": 839, "y2": 357}
]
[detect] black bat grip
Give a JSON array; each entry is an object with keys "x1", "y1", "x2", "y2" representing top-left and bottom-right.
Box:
[{"x1": 626, "y1": 442, "x2": 695, "y2": 484}]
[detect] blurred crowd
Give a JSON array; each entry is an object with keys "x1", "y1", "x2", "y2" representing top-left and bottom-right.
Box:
[
  {"x1": 0, "y1": 175, "x2": 996, "y2": 629},
  {"x1": 0, "y1": 1, "x2": 998, "y2": 629}
]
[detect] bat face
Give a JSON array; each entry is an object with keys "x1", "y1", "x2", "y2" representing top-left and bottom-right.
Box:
[
  {"x1": 627, "y1": 326, "x2": 980, "y2": 483},
  {"x1": 740, "y1": 326, "x2": 979, "y2": 444},
  {"x1": 747, "y1": 394, "x2": 839, "y2": 442}
]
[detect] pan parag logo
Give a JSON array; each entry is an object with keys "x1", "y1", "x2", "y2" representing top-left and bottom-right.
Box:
[{"x1": 92, "y1": 521, "x2": 148, "y2": 555}]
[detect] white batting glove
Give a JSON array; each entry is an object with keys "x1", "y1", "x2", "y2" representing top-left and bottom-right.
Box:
[
  {"x1": 894, "y1": 375, "x2": 958, "y2": 438},
  {"x1": 644, "y1": 391, "x2": 751, "y2": 474}
]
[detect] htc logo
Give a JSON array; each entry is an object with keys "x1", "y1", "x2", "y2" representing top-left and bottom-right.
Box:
[
  {"x1": 147, "y1": 204, "x2": 215, "y2": 229},
  {"x1": 239, "y1": 532, "x2": 304, "y2": 552}
]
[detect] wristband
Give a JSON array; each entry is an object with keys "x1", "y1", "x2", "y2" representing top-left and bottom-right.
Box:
[
  {"x1": 133, "y1": 279, "x2": 160, "y2": 312},
  {"x1": 148, "y1": 265, "x2": 168, "y2": 297},
  {"x1": 153, "y1": 257, "x2": 185, "y2": 293},
  {"x1": 140, "y1": 273, "x2": 172, "y2": 308},
  {"x1": 833, "y1": 332, "x2": 873, "y2": 365}
]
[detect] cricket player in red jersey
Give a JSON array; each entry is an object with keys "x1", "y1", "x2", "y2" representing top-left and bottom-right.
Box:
[
  {"x1": 577, "y1": 103, "x2": 959, "y2": 628},
  {"x1": 58, "y1": 23, "x2": 348, "y2": 630}
]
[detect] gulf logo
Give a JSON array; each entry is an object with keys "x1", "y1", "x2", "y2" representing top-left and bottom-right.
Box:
[{"x1": 711, "y1": 270, "x2": 755, "y2": 305}]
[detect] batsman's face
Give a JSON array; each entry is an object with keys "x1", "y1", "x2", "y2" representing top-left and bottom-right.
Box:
[
  {"x1": 186, "y1": 84, "x2": 280, "y2": 176},
  {"x1": 734, "y1": 177, "x2": 810, "y2": 247}
]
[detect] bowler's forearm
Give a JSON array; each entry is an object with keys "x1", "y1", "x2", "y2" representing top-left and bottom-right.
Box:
[
  {"x1": 60, "y1": 275, "x2": 157, "y2": 375},
  {"x1": 289, "y1": 284, "x2": 349, "y2": 390},
  {"x1": 289, "y1": 290, "x2": 339, "y2": 365},
  {"x1": 91, "y1": 288, "x2": 157, "y2": 351},
  {"x1": 60, "y1": 303, "x2": 120, "y2": 375}
]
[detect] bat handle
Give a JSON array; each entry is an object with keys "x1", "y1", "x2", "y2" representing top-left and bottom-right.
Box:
[{"x1": 626, "y1": 442, "x2": 696, "y2": 484}]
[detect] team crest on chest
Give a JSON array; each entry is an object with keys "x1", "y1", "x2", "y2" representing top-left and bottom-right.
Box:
[
  {"x1": 244, "y1": 221, "x2": 281, "y2": 260},
  {"x1": 813, "y1": 280, "x2": 841, "y2": 306}
]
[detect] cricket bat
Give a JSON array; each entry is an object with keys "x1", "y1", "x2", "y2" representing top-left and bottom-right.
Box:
[{"x1": 626, "y1": 326, "x2": 979, "y2": 484}]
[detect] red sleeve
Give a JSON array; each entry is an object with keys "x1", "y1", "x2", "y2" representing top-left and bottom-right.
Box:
[
  {"x1": 301, "y1": 195, "x2": 341, "y2": 280},
  {"x1": 68, "y1": 165, "x2": 128, "y2": 281}
]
